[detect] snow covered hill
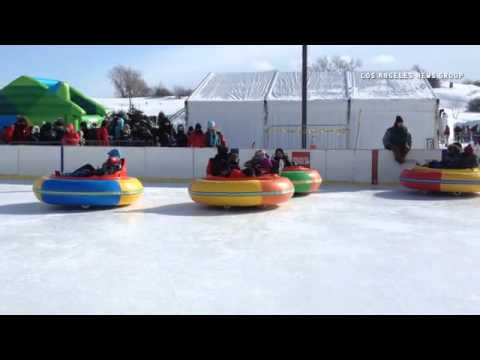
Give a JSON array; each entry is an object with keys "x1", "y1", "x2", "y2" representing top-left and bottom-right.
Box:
[
  {"x1": 94, "y1": 97, "x2": 186, "y2": 117},
  {"x1": 433, "y1": 82, "x2": 480, "y2": 128}
]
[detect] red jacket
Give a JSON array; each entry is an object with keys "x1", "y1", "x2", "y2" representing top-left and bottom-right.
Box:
[
  {"x1": 188, "y1": 132, "x2": 206, "y2": 148},
  {"x1": 62, "y1": 125, "x2": 81, "y2": 145},
  {"x1": 2, "y1": 125, "x2": 15, "y2": 143},
  {"x1": 96, "y1": 127, "x2": 110, "y2": 146}
]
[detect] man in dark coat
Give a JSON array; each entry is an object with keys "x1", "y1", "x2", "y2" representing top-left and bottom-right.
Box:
[
  {"x1": 383, "y1": 116, "x2": 412, "y2": 164},
  {"x1": 157, "y1": 119, "x2": 176, "y2": 147},
  {"x1": 175, "y1": 124, "x2": 188, "y2": 147}
]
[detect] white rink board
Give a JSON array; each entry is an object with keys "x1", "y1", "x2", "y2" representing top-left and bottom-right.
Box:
[
  {"x1": 0, "y1": 146, "x2": 19, "y2": 175},
  {"x1": 144, "y1": 148, "x2": 193, "y2": 179},
  {"x1": 17, "y1": 146, "x2": 60, "y2": 176},
  {"x1": 0, "y1": 145, "x2": 454, "y2": 184}
]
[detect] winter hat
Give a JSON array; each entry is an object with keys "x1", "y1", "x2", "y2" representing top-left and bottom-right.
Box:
[
  {"x1": 195, "y1": 123, "x2": 202, "y2": 131},
  {"x1": 453, "y1": 142, "x2": 463, "y2": 152},
  {"x1": 217, "y1": 145, "x2": 229, "y2": 155},
  {"x1": 255, "y1": 149, "x2": 267, "y2": 158},
  {"x1": 108, "y1": 149, "x2": 121, "y2": 158},
  {"x1": 207, "y1": 120, "x2": 216, "y2": 129},
  {"x1": 394, "y1": 116, "x2": 404, "y2": 125}
]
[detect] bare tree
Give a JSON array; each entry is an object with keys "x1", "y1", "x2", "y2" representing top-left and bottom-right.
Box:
[
  {"x1": 312, "y1": 55, "x2": 362, "y2": 72},
  {"x1": 152, "y1": 83, "x2": 173, "y2": 97},
  {"x1": 173, "y1": 86, "x2": 194, "y2": 98},
  {"x1": 451, "y1": 98, "x2": 465, "y2": 122},
  {"x1": 108, "y1": 66, "x2": 152, "y2": 98},
  {"x1": 412, "y1": 65, "x2": 441, "y2": 88}
]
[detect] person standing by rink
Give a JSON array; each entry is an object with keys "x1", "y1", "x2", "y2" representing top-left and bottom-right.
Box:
[
  {"x1": 383, "y1": 116, "x2": 412, "y2": 164},
  {"x1": 187, "y1": 123, "x2": 206, "y2": 147},
  {"x1": 205, "y1": 121, "x2": 226, "y2": 148},
  {"x1": 454, "y1": 124, "x2": 463, "y2": 143},
  {"x1": 444, "y1": 125, "x2": 451, "y2": 146}
]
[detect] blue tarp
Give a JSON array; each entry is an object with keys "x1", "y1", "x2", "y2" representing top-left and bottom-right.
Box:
[{"x1": 0, "y1": 115, "x2": 17, "y2": 129}]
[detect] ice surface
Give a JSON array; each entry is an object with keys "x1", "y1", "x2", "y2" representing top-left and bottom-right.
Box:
[{"x1": 2, "y1": 180, "x2": 480, "y2": 314}]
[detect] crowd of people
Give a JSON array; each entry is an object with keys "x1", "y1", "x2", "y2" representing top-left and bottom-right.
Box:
[
  {"x1": 427, "y1": 143, "x2": 479, "y2": 170},
  {"x1": 0, "y1": 112, "x2": 227, "y2": 148},
  {"x1": 450, "y1": 124, "x2": 480, "y2": 145},
  {"x1": 207, "y1": 146, "x2": 294, "y2": 178}
]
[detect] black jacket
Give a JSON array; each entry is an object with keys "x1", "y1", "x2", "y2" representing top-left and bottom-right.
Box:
[
  {"x1": 175, "y1": 132, "x2": 188, "y2": 147},
  {"x1": 211, "y1": 153, "x2": 231, "y2": 176},
  {"x1": 383, "y1": 126, "x2": 412, "y2": 149}
]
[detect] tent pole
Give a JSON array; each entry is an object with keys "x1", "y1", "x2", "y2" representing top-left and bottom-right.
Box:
[{"x1": 302, "y1": 45, "x2": 308, "y2": 149}]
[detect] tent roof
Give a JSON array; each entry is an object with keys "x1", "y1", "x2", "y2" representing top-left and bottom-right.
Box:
[
  {"x1": 189, "y1": 71, "x2": 277, "y2": 101},
  {"x1": 350, "y1": 71, "x2": 437, "y2": 100},
  {"x1": 268, "y1": 71, "x2": 348, "y2": 100},
  {"x1": 188, "y1": 70, "x2": 437, "y2": 103}
]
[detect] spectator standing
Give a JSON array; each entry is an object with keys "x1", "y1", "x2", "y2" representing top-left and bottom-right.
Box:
[
  {"x1": 454, "y1": 124, "x2": 463, "y2": 143},
  {"x1": 205, "y1": 121, "x2": 226, "y2": 147},
  {"x1": 96, "y1": 120, "x2": 110, "y2": 146},
  {"x1": 62, "y1": 124, "x2": 81, "y2": 146},
  {"x1": 12, "y1": 116, "x2": 30, "y2": 143},
  {"x1": 53, "y1": 118, "x2": 66, "y2": 143},
  {"x1": 187, "y1": 123, "x2": 206, "y2": 148},
  {"x1": 39, "y1": 122, "x2": 56, "y2": 143},
  {"x1": 114, "y1": 116, "x2": 125, "y2": 141},
  {"x1": 157, "y1": 119, "x2": 176, "y2": 147},
  {"x1": 28, "y1": 126, "x2": 41, "y2": 142},
  {"x1": 175, "y1": 124, "x2": 188, "y2": 147},
  {"x1": 444, "y1": 125, "x2": 450, "y2": 146},
  {"x1": 1, "y1": 124, "x2": 15, "y2": 144}
]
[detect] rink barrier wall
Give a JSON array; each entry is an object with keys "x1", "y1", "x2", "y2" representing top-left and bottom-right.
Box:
[{"x1": 0, "y1": 145, "x2": 446, "y2": 185}]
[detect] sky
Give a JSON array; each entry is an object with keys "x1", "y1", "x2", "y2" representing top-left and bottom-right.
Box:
[{"x1": 1, "y1": 45, "x2": 479, "y2": 97}]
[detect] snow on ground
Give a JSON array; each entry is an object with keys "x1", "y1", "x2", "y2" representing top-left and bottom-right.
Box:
[
  {"x1": 434, "y1": 82, "x2": 480, "y2": 129},
  {"x1": 2, "y1": 180, "x2": 480, "y2": 314},
  {"x1": 94, "y1": 97, "x2": 186, "y2": 117}
]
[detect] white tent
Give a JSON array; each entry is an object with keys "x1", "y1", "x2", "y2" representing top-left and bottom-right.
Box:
[
  {"x1": 186, "y1": 71, "x2": 276, "y2": 148},
  {"x1": 265, "y1": 71, "x2": 349, "y2": 149},
  {"x1": 349, "y1": 71, "x2": 439, "y2": 149},
  {"x1": 186, "y1": 70, "x2": 439, "y2": 150}
]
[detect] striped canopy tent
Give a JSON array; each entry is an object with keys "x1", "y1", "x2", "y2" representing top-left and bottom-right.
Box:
[{"x1": 0, "y1": 76, "x2": 107, "y2": 130}]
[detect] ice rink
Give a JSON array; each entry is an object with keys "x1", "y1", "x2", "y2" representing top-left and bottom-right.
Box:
[{"x1": 1, "y1": 180, "x2": 480, "y2": 315}]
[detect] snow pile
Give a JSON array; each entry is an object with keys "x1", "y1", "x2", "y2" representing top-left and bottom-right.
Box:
[
  {"x1": 94, "y1": 97, "x2": 186, "y2": 117},
  {"x1": 433, "y1": 82, "x2": 480, "y2": 128}
]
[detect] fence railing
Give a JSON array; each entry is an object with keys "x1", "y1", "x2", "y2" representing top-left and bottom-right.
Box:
[
  {"x1": 264, "y1": 125, "x2": 350, "y2": 150},
  {"x1": 2, "y1": 139, "x2": 186, "y2": 147}
]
